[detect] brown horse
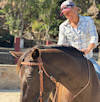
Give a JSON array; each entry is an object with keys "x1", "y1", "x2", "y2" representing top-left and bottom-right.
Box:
[{"x1": 10, "y1": 45, "x2": 100, "y2": 102}]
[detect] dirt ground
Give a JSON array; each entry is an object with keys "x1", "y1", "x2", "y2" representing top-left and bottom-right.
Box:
[{"x1": 0, "y1": 90, "x2": 20, "y2": 102}]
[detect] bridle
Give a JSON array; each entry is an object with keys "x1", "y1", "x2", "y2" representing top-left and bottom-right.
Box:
[
  {"x1": 21, "y1": 53, "x2": 91, "y2": 102},
  {"x1": 21, "y1": 55, "x2": 58, "y2": 102}
]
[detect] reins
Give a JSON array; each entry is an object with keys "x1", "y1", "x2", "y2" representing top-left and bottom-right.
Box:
[
  {"x1": 72, "y1": 59, "x2": 91, "y2": 100},
  {"x1": 21, "y1": 53, "x2": 91, "y2": 102}
]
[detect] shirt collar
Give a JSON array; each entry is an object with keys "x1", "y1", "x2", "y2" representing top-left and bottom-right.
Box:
[{"x1": 78, "y1": 15, "x2": 83, "y2": 25}]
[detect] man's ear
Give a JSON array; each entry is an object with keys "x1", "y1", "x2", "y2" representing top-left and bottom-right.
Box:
[
  {"x1": 74, "y1": 6, "x2": 81, "y2": 13},
  {"x1": 9, "y1": 51, "x2": 23, "y2": 58}
]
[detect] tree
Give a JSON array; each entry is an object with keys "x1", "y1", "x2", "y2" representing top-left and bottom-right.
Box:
[
  {"x1": 1, "y1": 0, "x2": 40, "y2": 37},
  {"x1": 0, "y1": 0, "x2": 100, "y2": 41}
]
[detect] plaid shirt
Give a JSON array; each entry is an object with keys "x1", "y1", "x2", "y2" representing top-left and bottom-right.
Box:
[{"x1": 58, "y1": 15, "x2": 98, "y2": 59}]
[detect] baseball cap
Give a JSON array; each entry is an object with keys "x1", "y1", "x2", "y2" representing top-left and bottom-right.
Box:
[{"x1": 60, "y1": 0, "x2": 75, "y2": 16}]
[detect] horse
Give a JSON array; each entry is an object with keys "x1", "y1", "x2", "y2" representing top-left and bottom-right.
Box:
[{"x1": 10, "y1": 45, "x2": 100, "y2": 102}]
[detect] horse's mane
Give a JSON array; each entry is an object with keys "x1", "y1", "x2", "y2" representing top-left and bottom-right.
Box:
[
  {"x1": 38, "y1": 45, "x2": 84, "y2": 57},
  {"x1": 16, "y1": 45, "x2": 84, "y2": 73}
]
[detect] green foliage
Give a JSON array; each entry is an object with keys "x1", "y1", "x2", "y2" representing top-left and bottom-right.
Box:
[
  {"x1": 1, "y1": 0, "x2": 41, "y2": 36},
  {"x1": 1, "y1": 0, "x2": 100, "y2": 39},
  {"x1": 97, "y1": 4, "x2": 100, "y2": 10},
  {"x1": 74, "y1": 0, "x2": 91, "y2": 13},
  {"x1": 32, "y1": 20, "x2": 45, "y2": 32},
  {"x1": 94, "y1": 19, "x2": 100, "y2": 26}
]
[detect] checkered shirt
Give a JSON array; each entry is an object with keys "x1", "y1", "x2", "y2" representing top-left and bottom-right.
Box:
[{"x1": 57, "y1": 15, "x2": 98, "y2": 59}]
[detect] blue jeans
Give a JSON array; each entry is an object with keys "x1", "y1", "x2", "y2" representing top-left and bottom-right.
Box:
[{"x1": 89, "y1": 58, "x2": 100, "y2": 79}]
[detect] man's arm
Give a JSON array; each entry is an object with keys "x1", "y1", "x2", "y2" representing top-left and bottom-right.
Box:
[{"x1": 81, "y1": 17, "x2": 98, "y2": 55}]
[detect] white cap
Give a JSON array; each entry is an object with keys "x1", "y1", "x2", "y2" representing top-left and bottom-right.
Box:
[
  {"x1": 60, "y1": 0, "x2": 75, "y2": 16},
  {"x1": 61, "y1": 0, "x2": 75, "y2": 9}
]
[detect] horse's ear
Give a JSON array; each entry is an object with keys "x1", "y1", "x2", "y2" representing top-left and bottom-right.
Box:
[
  {"x1": 31, "y1": 48, "x2": 39, "y2": 59},
  {"x1": 9, "y1": 51, "x2": 23, "y2": 58}
]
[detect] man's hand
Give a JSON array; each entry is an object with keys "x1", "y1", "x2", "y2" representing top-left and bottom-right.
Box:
[
  {"x1": 81, "y1": 48, "x2": 90, "y2": 55},
  {"x1": 81, "y1": 43, "x2": 96, "y2": 55}
]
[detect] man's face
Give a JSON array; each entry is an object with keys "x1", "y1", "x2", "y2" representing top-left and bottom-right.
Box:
[
  {"x1": 62, "y1": 7, "x2": 77, "y2": 21},
  {"x1": 63, "y1": 8, "x2": 73, "y2": 19}
]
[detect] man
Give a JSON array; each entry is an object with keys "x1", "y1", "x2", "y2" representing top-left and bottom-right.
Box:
[{"x1": 57, "y1": 0, "x2": 100, "y2": 78}]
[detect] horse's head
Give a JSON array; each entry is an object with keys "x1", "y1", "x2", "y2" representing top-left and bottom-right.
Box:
[
  {"x1": 10, "y1": 47, "x2": 55, "y2": 102},
  {"x1": 10, "y1": 47, "x2": 39, "y2": 74}
]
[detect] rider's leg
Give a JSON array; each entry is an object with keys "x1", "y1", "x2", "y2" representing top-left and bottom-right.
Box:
[{"x1": 89, "y1": 58, "x2": 100, "y2": 79}]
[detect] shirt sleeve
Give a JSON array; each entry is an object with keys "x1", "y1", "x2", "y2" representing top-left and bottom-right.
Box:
[
  {"x1": 88, "y1": 17, "x2": 98, "y2": 47},
  {"x1": 57, "y1": 25, "x2": 67, "y2": 45}
]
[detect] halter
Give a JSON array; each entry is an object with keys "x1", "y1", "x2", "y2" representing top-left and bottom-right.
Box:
[
  {"x1": 21, "y1": 56, "x2": 58, "y2": 102},
  {"x1": 21, "y1": 54, "x2": 91, "y2": 102}
]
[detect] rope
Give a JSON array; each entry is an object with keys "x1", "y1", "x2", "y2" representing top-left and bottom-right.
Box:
[{"x1": 72, "y1": 60, "x2": 91, "y2": 100}]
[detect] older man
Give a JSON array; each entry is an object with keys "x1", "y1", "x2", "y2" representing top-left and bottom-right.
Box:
[{"x1": 58, "y1": 0, "x2": 100, "y2": 78}]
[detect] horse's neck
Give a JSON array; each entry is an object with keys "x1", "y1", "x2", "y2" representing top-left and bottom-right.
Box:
[{"x1": 41, "y1": 51, "x2": 89, "y2": 94}]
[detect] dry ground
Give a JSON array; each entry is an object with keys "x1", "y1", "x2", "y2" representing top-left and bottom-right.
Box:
[{"x1": 0, "y1": 90, "x2": 20, "y2": 102}]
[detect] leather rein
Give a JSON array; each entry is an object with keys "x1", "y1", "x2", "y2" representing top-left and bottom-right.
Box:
[{"x1": 21, "y1": 55, "x2": 91, "y2": 102}]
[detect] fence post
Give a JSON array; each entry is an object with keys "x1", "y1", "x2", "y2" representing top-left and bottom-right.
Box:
[
  {"x1": 46, "y1": 40, "x2": 52, "y2": 45},
  {"x1": 14, "y1": 37, "x2": 20, "y2": 63}
]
